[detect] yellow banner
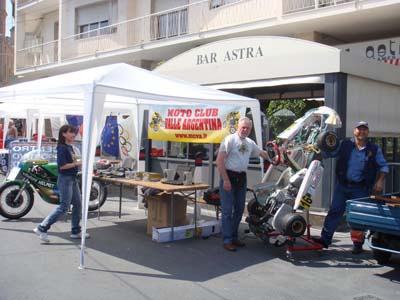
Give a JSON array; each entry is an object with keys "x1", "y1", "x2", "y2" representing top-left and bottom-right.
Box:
[{"x1": 148, "y1": 105, "x2": 246, "y2": 143}]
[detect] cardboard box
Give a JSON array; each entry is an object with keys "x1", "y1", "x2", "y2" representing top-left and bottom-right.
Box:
[
  {"x1": 146, "y1": 193, "x2": 188, "y2": 234},
  {"x1": 152, "y1": 220, "x2": 221, "y2": 243}
]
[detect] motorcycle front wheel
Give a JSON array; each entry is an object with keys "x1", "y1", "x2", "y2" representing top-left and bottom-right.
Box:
[{"x1": 0, "y1": 182, "x2": 34, "y2": 219}]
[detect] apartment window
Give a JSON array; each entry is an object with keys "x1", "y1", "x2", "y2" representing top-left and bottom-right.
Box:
[
  {"x1": 79, "y1": 20, "x2": 114, "y2": 39},
  {"x1": 76, "y1": 1, "x2": 117, "y2": 39},
  {"x1": 210, "y1": 0, "x2": 241, "y2": 9}
]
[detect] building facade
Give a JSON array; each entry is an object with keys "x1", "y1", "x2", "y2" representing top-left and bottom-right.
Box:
[
  {"x1": 14, "y1": 0, "x2": 400, "y2": 79},
  {"x1": 13, "y1": 0, "x2": 400, "y2": 209},
  {"x1": 0, "y1": 0, "x2": 13, "y2": 87}
]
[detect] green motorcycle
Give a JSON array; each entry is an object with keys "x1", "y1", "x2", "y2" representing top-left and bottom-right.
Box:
[{"x1": 0, "y1": 151, "x2": 107, "y2": 219}]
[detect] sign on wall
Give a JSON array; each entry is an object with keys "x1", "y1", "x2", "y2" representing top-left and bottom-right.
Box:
[
  {"x1": 7, "y1": 142, "x2": 58, "y2": 170},
  {"x1": 0, "y1": 152, "x2": 8, "y2": 175},
  {"x1": 7, "y1": 141, "x2": 82, "y2": 170},
  {"x1": 337, "y1": 37, "x2": 400, "y2": 66},
  {"x1": 148, "y1": 105, "x2": 246, "y2": 143},
  {"x1": 155, "y1": 36, "x2": 340, "y2": 85}
]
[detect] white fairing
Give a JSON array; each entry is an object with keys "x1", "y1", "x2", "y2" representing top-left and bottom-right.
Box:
[
  {"x1": 278, "y1": 106, "x2": 342, "y2": 141},
  {"x1": 294, "y1": 160, "x2": 324, "y2": 210},
  {"x1": 289, "y1": 168, "x2": 307, "y2": 188}
]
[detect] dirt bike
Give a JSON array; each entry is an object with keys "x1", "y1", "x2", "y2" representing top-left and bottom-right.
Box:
[
  {"x1": 0, "y1": 151, "x2": 108, "y2": 219},
  {"x1": 245, "y1": 106, "x2": 342, "y2": 246}
]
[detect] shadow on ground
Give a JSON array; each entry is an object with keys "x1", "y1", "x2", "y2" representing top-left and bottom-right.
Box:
[
  {"x1": 80, "y1": 219, "x2": 282, "y2": 282},
  {"x1": 72, "y1": 217, "x2": 395, "y2": 281},
  {"x1": 1, "y1": 208, "x2": 397, "y2": 283}
]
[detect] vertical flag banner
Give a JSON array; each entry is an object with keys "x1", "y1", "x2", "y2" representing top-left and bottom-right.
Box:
[
  {"x1": 49, "y1": 117, "x2": 62, "y2": 140},
  {"x1": 101, "y1": 115, "x2": 119, "y2": 157},
  {"x1": 66, "y1": 115, "x2": 84, "y2": 140},
  {"x1": 117, "y1": 115, "x2": 137, "y2": 164},
  {"x1": 66, "y1": 115, "x2": 83, "y2": 130},
  {"x1": 148, "y1": 105, "x2": 246, "y2": 143}
]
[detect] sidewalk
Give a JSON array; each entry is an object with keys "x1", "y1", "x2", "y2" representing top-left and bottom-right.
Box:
[{"x1": 0, "y1": 194, "x2": 399, "y2": 300}]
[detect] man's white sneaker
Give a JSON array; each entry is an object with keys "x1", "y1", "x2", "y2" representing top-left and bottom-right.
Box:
[
  {"x1": 33, "y1": 227, "x2": 50, "y2": 244},
  {"x1": 70, "y1": 232, "x2": 90, "y2": 239}
]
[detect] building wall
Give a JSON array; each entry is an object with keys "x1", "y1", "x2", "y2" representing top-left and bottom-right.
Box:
[
  {"x1": 14, "y1": 0, "x2": 400, "y2": 76},
  {"x1": 152, "y1": 0, "x2": 189, "y2": 13},
  {"x1": 134, "y1": 0, "x2": 151, "y2": 18},
  {"x1": 337, "y1": 37, "x2": 400, "y2": 66},
  {"x1": 63, "y1": 0, "x2": 117, "y2": 37},
  {"x1": 40, "y1": 10, "x2": 58, "y2": 64},
  {"x1": 0, "y1": 0, "x2": 13, "y2": 86},
  {"x1": 0, "y1": 0, "x2": 5, "y2": 32},
  {"x1": 346, "y1": 75, "x2": 400, "y2": 137}
]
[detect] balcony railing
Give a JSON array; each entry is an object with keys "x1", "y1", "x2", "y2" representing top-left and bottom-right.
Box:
[
  {"x1": 16, "y1": 40, "x2": 58, "y2": 69},
  {"x1": 17, "y1": 0, "x2": 43, "y2": 8},
  {"x1": 282, "y1": 0, "x2": 355, "y2": 14},
  {"x1": 17, "y1": 0, "x2": 32, "y2": 7},
  {"x1": 16, "y1": 0, "x2": 363, "y2": 70},
  {"x1": 150, "y1": 8, "x2": 188, "y2": 40}
]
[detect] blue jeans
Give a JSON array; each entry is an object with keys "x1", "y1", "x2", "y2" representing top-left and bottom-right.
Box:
[
  {"x1": 38, "y1": 174, "x2": 82, "y2": 234},
  {"x1": 321, "y1": 183, "x2": 369, "y2": 245},
  {"x1": 219, "y1": 178, "x2": 247, "y2": 244}
]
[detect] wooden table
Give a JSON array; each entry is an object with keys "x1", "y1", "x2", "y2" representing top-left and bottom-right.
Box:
[{"x1": 95, "y1": 176, "x2": 209, "y2": 240}]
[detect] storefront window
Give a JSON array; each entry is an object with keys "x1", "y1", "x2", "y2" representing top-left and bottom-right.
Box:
[
  {"x1": 386, "y1": 138, "x2": 394, "y2": 162},
  {"x1": 162, "y1": 142, "x2": 211, "y2": 160}
]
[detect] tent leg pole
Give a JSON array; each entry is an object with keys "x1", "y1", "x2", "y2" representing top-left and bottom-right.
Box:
[
  {"x1": 171, "y1": 193, "x2": 174, "y2": 241},
  {"x1": 119, "y1": 183, "x2": 122, "y2": 218}
]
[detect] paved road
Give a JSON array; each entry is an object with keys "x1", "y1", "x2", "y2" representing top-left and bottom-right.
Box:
[{"x1": 0, "y1": 195, "x2": 399, "y2": 300}]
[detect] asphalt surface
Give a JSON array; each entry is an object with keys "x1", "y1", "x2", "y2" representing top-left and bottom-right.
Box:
[{"x1": 0, "y1": 192, "x2": 399, "y2": 300}]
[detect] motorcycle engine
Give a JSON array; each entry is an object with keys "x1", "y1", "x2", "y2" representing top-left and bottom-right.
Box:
[
  {"x1": 246, "y1": 189, "x2": 292, "y2": 231},
  {"x1": 286, "y1": 168, "x2": 307, "y2": 199}
]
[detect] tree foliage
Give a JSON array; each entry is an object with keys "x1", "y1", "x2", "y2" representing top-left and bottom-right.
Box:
[{"x1": 266, "y1": 100, "x2": 319, "y2": 139}]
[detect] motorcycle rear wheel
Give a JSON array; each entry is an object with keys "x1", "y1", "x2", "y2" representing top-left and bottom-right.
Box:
[
  {"x1": 280, "y1": 213, "x2": 306, "y2": 238},
  {"x1": 87, "y1": 178, "x2": 108, "y2": 211},
  {"x1": 0, "y1": 182, "x2": 34, "y2": 219}
]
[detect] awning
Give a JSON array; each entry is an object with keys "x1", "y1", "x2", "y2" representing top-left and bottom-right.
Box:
[{"x1": 206, "y1": 75, "x2": 325, "y2": 90}]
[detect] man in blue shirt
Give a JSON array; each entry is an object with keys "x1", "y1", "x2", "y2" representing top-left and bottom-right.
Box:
[{"x1": 313, "y1": 121, "x2": 388, "y2": 254}]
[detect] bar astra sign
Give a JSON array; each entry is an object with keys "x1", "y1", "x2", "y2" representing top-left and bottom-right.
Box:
[{"x1": 196, "y1": 46, "x2": 264, "y2": 65}]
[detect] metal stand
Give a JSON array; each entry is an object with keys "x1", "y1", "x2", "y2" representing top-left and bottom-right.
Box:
[{"x1": 285, "y1": 209, "x2": 323, "y2": 258}]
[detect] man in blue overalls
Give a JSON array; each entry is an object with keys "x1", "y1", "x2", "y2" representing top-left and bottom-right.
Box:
[{"x1": 313, "y1": 121, "x2": 388, "y2": 254}]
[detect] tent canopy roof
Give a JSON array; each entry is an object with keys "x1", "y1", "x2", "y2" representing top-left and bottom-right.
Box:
[
  {"x1": 0, "y1": 63, "x2": 262, "y2": 146},
  {"x1": 0, "y1": 63, "x2": 256, "y2": 104}
]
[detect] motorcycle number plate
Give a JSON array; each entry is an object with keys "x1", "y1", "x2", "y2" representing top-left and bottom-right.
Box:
[{"x1": 7, "y1": 167, "x2": 21, "y2": 181}]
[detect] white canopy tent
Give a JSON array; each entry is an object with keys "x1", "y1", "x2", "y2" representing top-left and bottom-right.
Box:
[{"x1": 0, "y1": 63, "x2": 262, "y2": 268}]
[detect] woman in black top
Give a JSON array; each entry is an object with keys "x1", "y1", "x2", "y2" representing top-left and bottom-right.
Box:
[{"x1": 34, "y1": 125, "x2": 89, "y2": 243}]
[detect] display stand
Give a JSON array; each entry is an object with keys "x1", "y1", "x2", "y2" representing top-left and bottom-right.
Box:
[
  {"x1": 94, "y1": 176, "x2": 209, "y2": 240},
  {"x1": 285, "y1": 209, "x2": 323, "y2": 258}
]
